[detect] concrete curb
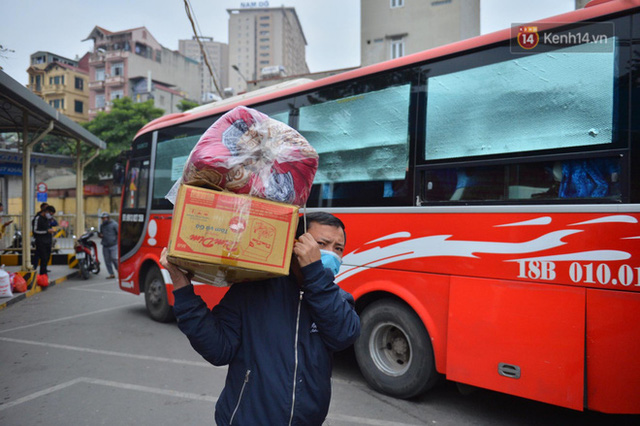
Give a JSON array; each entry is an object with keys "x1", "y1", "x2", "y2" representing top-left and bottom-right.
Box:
[{"x1": 0, "y1": 269, "x2": 79, "y2": 311}]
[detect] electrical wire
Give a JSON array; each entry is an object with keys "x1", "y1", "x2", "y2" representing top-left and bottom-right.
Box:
[{"x1": 183, "y1": 0, "x2": 224, "y2": 99}]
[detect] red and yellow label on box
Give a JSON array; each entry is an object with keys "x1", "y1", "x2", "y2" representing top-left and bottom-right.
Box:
[{"x1": 167, "y1": 185, "x2": 299, "y2": 286}]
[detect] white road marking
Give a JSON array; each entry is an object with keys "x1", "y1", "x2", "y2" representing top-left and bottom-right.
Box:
[
  {"x1": 75, "y1": 281, "x2": 122, "y2": 288},
  {"x1": 0, "y1": 336, "x2": 215, "y2": 368},
  {"x1": 82, "y1": 377, "x2": 218, "y2": 402},
  {"x1": 0, "y1": 303, "x2": 141, "y2": 334},
  {"x1": 0, "y1": 377, "x2": 420, "y2": 425},
  {"x1": 0, "y1": 377, "x2": 85, "y2": 412},
  {"x1": 327, "y1": 413, "x2": 422, "y2": 426},
  {"x1": 68, "y1": 287, "x2": 129, "y2": 295}
]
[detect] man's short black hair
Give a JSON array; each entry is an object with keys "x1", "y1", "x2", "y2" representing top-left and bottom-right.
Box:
[
  {"x1": 296, "y1": 212, "x2": 346, "y2": 241},
  {"x1": 45, "y1": 205, "x2": 56, "y2": 214}
]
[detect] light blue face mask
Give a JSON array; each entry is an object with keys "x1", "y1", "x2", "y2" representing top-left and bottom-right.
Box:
[{"x1": 320, "y1": 249, "x2": 342, "y2": 277}]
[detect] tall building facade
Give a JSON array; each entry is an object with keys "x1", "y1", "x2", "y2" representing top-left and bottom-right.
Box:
[
  {"x1": 84, "y1": 26, "x2": 201, "y2": 117},
  {"x1": 227, "y1": 6, "x2": 309, "y2": 94},
  {"x1": 178, "y1": 36, "x2": 229, "y2": 102},
  {"x1": 361, "y1": 0, "x2": 480, "y2": 67},
  {"x1": 26, "y1": 51, "x2": 91, "y2": 123}
]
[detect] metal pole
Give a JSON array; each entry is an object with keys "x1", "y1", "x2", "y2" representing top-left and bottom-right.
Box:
[
  {"x1": 75, "y1": 140, "x2": 84, "y2": 237},
  {"x1": 21, "y1": 119, "x2": 54, "y2": 272}
]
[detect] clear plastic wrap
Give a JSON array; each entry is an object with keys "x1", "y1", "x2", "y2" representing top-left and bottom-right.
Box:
[{"x1": 166, "y1": 106, "x2": 318, "y2": 207}]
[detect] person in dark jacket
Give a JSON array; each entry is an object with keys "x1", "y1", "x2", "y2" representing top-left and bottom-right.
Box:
[
  {"x1": 32, "y1": 205, "x2": 56, "y2": 276},
  {"x1": 160, "y1": 212, "x2": 360, "y2": 425},
  {"x1": 98, "y1": 212, "x2": 119, "y2": 278}
]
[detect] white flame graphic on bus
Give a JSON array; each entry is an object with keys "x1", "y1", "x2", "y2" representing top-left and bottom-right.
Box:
[{"x1": 335, "y1": 214, "x2": 638, "y2": 283}]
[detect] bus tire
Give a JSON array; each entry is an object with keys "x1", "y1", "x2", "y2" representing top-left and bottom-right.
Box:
[
  {"x1": 354, "y1": 299, "x2": 438, "y2": 399},
  {"x1": 144, "y1": 267, "x2": 174, "y2": 323}
]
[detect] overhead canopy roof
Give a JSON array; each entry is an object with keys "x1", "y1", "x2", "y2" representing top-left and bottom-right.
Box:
[{"x1": 0, "y1": 69, "x2": 106, "y2": 149}]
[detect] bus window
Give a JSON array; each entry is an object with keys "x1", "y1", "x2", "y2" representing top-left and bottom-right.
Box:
[
  {"x1": 424, "y1": 37, "x2": 617, "y2": 161},
  {"x1": 123, "y1": 160, "x2": 150, "y2": 209},
  {"x1": 421, "y1": 156, "x2": 622, "y2": 202},
  {"x1": 153, "y1": 134, "x2": 200, "y2": 208},
  {"x1": 298, "y1": 83, "x2": 412, "y2": 207}
]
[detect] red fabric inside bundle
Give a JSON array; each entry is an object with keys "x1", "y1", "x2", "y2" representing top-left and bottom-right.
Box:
[{"x1": 182, "y1": 106, "x2": 318, "y2": 207}]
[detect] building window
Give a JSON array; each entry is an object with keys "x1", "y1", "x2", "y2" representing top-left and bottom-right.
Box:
[
  {"x1": 155, "y1": 50, "x2": 162, "y2": 63},
  {"x1": 96, "y1": 68, "x2": 105, "y2": 81},
  {"x1": 75, "y1": 77, "x2": 84, "y2": 90},
  {"x1": 96, "y1": 94, "x2": 106, "y2": 108},
  {"x1": 391, "y1": 0, "x2": 404, "y2": 8},
  {"x1": 75, "y1": 100, "x2": 83, "y2": 113},
  {"x1": 260, "y1": 16, "x2": 270, "y2": 20},
  {"x1": 50, "y1": 99, "x2": 64, "y2": 109},
  {"x1": 110, "y1": 90, "x2": 124, "y2": 100},
  {"x1": 391, "y1": 40, "x2": 405, "y2": 59},
  {"x1": 260, "y1": 60, "x2": 269, "y2": 65},
  {"x1": 111, "y1": 62, "x2": 124, "y2": 76},
  {"x1": 135, "y1": 42, "x2": 150, "y2": 58}
]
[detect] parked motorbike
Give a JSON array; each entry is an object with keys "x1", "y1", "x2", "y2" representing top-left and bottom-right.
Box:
[{"x1": 74, "y1": 228, "x2": 100, "y2": 279}]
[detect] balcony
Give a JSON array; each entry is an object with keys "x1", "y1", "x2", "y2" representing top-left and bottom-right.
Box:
[
  {"x1": 89, "y1": 80, "x2": 105, "y2": 90},
  {"x1": 106, "y1": 51, "x2": 129, "y2": 61},
  {"x1": 105, "y1": 75, "x2": 125, "y2": 86},
  {"x1": 89, "y1": 54, "x2": 106, "y2": 65},
  {"x1": 42, "y1": 84, "x2": 65, "y2": 96}
]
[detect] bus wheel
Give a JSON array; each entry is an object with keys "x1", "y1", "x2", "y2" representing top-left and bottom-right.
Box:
[
  {"x1": 144, "y1": 268, "x2": 174, "y2": 323},
  {"x1": 354, "y1": 299, "x2": 438, "y2": 399}
]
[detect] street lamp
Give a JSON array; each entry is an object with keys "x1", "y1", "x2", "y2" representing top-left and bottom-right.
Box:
[
  {"x1": 232, "y1": 65, "x2": 249, "y2": 92},
  {"x1": 231, "y1": 65, "x2": 247, "y2": 82}
]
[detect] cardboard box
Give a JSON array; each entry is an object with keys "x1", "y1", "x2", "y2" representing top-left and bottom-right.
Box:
[{"x1": 167, "y1": 184, "x2": 299, "y2": 286}]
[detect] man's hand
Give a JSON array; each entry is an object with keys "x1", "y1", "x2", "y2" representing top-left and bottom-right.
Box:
[
  {"x1": 160, "y1": 247, "x2": 191, "y2": 290},
  {"x1": 293, "y1": 233, "x2": 321, "y2": 268}
]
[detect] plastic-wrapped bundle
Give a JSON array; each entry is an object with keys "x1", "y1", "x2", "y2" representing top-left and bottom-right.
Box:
[{"x1": 179, "y1": 106, "x2": 318, "y2": 207}]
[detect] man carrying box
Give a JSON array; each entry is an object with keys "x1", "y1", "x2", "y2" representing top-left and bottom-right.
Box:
[{"x1": 160, "y1": 212, "x2": 360, "y2": 425}]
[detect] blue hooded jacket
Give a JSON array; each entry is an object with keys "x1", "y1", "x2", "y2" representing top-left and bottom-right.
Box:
[{"x1": 172, "y1": 260, "x2": 361, "y2": 425}]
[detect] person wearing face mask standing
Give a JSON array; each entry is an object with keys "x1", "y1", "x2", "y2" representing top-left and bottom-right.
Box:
[
  {"x1": 32, "y1": 205, "x2": 56, "y2": 278},
  {"x1": 160, "y1": 211, "x2": 360, "y2": 426}
]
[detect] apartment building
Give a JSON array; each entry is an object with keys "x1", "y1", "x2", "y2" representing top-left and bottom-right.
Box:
[
  {"x1": 227, "y1": 6, "x2": 309, "y2": 94},
  {"x1": 83, "y1": 26, "x2": 201, "y2": 117},
  {"x1": 361, "y1": 0, "x2": 480, "y2": 67},
  {"x1": 178, "y1": 36, "x2": 229, "y2": 102},
  {"x1": 26, "y1": 51, "x2": 91, "y2": 123}
]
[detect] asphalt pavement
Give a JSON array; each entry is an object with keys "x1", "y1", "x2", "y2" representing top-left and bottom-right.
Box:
[{"x1": 1, "y1": 246, "x2": 639, "y2": 425}]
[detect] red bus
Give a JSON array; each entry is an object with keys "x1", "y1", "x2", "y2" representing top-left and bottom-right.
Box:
[{"x1": 118, "y1": 0, "x2": 640, "y2": 414}]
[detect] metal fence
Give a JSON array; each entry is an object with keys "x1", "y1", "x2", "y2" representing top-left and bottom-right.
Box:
[{"x1": 0, "y1": 213, "x2": 115, "y2": 253}]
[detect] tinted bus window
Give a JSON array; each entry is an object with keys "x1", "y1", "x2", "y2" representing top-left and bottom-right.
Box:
[
  {"x1": 122, "y1": 159, "x2": 150, "y2": 210},
  {"x1": 422, "y1": 156, "x2": 622, "y2": 202}
]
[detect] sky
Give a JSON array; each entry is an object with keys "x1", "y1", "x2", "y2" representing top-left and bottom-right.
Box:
[{"x1": 1, "y1": 0, "x2": 575, "y2": 86}]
